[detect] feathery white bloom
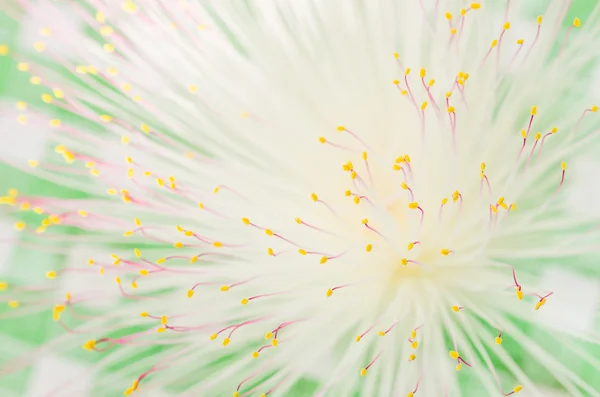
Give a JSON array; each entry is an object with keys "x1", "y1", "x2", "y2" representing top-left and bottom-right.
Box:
[{"x1": 1, "y1": 1, "x2": 600, "y2": 396}]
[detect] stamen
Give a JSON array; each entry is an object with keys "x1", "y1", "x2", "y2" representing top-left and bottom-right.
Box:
[{"x1": 360, "y1": 350, "x2": 382, "y2": 376}]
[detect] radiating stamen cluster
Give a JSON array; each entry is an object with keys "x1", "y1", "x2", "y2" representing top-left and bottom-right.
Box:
[{"x1": 1, "y1": 1, "x2": 600, "y2": 396}]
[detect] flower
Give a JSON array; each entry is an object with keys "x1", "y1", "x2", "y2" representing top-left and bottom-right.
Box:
[{"x1": 1, "y1": 1, "x2": 600, "y2": 396}]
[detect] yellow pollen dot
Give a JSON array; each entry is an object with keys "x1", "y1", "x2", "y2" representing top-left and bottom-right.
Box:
[
  {"x1": 265, "y1": 229, "x2": 274, "y2": 236},
  {"x1": 535, "y1": 132, "x2": 541, "y2": 141},
  {"x1": 419, "y1": 68, "x2": 426, "y2": 78},
  {"x1": 490, "y1": 39, "x2": 498, "y2": 48},
  {"x1": 49, "y1": 119, "x2": 61, "y2": 128},
  {"x1": 408, "y1": 202, "x2": 419, "y2": 209},
  {"x1": 242, "y1": 217, "x2": 250, "y2": 225},
  {"x1": 460, "y1": 8, "x2": 466, "y2": 16},
  {"x1": 450, "y1": 27, "x2": 457, "y2": 35},
  {"x1": 82, "y1": 340, "x2": 96, "y2": 350},
  {"x1": 252, "y1": 351, "x2": 259, "y2": 358},
  {"x1": 471, "y1": 2, "x2": 481, "y2": 9},
  {"x1": 213, "y1": 241, "x2": 223, "y2": 248},
  {"x1": 441, "y1": 249, "x2": 451, "y2": 256},
  {"x1": 449, "y1": 351, "x2": 460, "y2": 359},
  {"x1": 174, "y1": 242, "x2": 184, "y2": 249},
  {"x1": 408, "y1": 242, "x2": 415, "y2": 250},
  {"x1": 561, "y1": 161, "x2": 567, "y2": 171},
  {"x1": 456, "y1": 364, "x2": 462, "y2": 371},
  {"x1": 392, "y1": 79, "x2": 400, "y2": 85},
  {"x1": 134, "y1": 248, "x2": 141, "y2": 258},
  {"x1": 222, "y1": 338, "x2": 231, "y2": 346},
  {"x1": 393, "y1": 52, "x2": 399, "y2": 59},
  {"x1": 531, "y1": 106, "x2": 537, "y2": 116},
  {"x1": 8, "y1": 300, "x2": 19, "y2": 308},
  {"x1": 160, "y1": 315, "x2": 167, "y2": 324},
  {"x1": 265, "y1": 332, "x2": 273, "y2": 339},
  {"x1": 365, "y1": 244, "x2": 372, "y2": 252},
  {"x1": 157, "y1": 327, "x2": 166, "y2": 333},
  {"x1": 298, "y1": 249, "x2": 307, "y2": 255},
  {"x1": 411, "y1": 330, "x2": 417, "y2": 339},
  {"x1": 320, "y1": 256, "x2": 328, "y2": 264},
  {"x1": 156, "y1": 258, "x2": 166, "y2": 264},
  {"x1": 405, "y1": 67, "x2": 411, "y2": 76},
  {"x1": 326, "y1": 288, "x2": 333, "y2": 297},
  {"x1": 503, "y1": 22, "x2": 511, "y2": 30},
  {"x1": 53, "y1": 88, "x2": 64, "y2": 99},
  {"x1": 409, "y1": 354, "x2": 416, "y2": 362},
  {"x1": 0, "y1": 44, "x2": 9, "y2": 56},
  {"x1": 401, "y1": 258, "x2": 408, "y2": 266},
  {"x1": 445, "y1": 12, "x2": 452, "y2": 20},
  {"x1": 513, "y1": 386, "x2": 523, "y2": 393},
  {"x1": 310, "y1": 193, "x2": 318, "y2": 202},
  {"x1": 319, "y1": 136, "x2": 326, "y2": 144},
  {"x1": 209, "y1": 333, "x2": 218, "y2": 340},
  {"x1": 360, "y1": 368, "x2": 367, "y2": 377},
  {"x1": 495, "y1": 336, "x2": 503, "y2": 345},
  {"x1": 447, "y1": 106, "x2": 455, "y2": 113},
  {"x1": 115, "y1": 277, "x2": 121, "y2": 285},
  {"x1": 121, "y1": 136, "x2": 130, "y2": 145},
  {"x1": 131, "y1": 281, "x2": 138, "y2": 289},
  {"x1": 336, "y1": 125, "x2": 345, "y2": 131},
  {"x1": 190, "y1": 256, "x2": 199, "y2": 264},
  {"x1": 241, "y1": 298, "x2": 249, "y2": 305},
  {"x1": 535, "y1": 298, "x2": 547, "y2": 310},
  {"x1": 17, "y1": 115, "x2": 28, "y2": 125},
  {"x1": 42, "y1": 94, "x2": 53, "y2": 104},
  {"x1": 377, "y1": 330, "x2": 385, "y2": 336},
  {"x1": 46, "y1": 271, "x2": 57, "y2": 279},
  {"x1": 420, "y1": 101, "x2": 428, "y2": 110},
  {"x1": 411, "y1": 341, "x2": 418, "y2": 349},
  {"x1": 516, "y1": 39, "x2": 524, "y2": 45},
  {"x1": 123, "y1": 1, "x2": 139, "y2": 13},
  {"x1": 14, "y1": 222, "x2": 26, "y2": 231},
  {"x1": 0, "y1": 282, "x2": 7, "y2": 291},
  {"x1": 268, "y1": 248, "x2": 275, "y2": 256},
  {"x1": 198, "y1": 202, "x2": 205, "y2": 209},
  {"x1": 537, "y1": 16, "x2": 543, "y2": 25},
  {"x1": 573, "y1": 17, "x2": 581, "y2": 28},
  {"x1": 220, "y1": 285, "x2": 230, "y2": 292},
  {"x1": 17, "y1": 63, "x2": 30, "y2": 72},
  {"x1": 592, "y1": 106, "x2": 598, "y2": 113},
  {"x1": 451, "y1": 305, "x2": 460, "y2": 312},
  {"x1": 88, "y1": 259, "x2": 95, "y2": 266}
]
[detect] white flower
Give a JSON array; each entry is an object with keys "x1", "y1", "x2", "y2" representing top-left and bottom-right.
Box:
[{"x1": 1, "y1": 1, "x2": 600, "y2": 396}]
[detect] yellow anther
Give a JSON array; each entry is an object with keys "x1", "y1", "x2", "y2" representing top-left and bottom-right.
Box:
[
  {"x1": 404, "y1": 155, "x2": 411, "y2": 163},
  {"x1": 242, "y1": 217, "x2": 250, "y2": 225},
  {"x1": 361, "y1": 218, "x2": 369, "y2": 225},
  {"x1": 360, "y1": 368, "x2": 367, "y2": 377},
  {"x1": 122, "y1": 1, "x2": 138, "y2": 13},
  {"x1": 133, "y1": 248, "x2": 141, "y2": 258},
  {"x1": 362, "y1": 151, "x2": 368, "y2": 161},
  {"x1": 310, "y1": 193, "x2": 318, "y2": 202},
  {"x1": 393, "y1": 164, "x2": 402, "y2": 171},
  {"x1": 351, "y1": 170, "x2": 357, "y2": 179},
  {"x1": 490, "y1": 39, "x2": 498, "y2": 48},
  {"x1": 535, "y1": 132, "x2": 541, "y2": 141},
  {"x1": 355, "y1": 335, "x2": 361, "y2": 342},
  {"x1": 115, "y1": 277, "x2": 121, "y2": 285},
  {"x1": 428, "y1": 79, "x2": 435, "y2": 87},
  {"x1": 420, "y1": 101, "x2": 428, "y2": 110},
  {"x1": 188, "y1": 84, "x2": 197, "y2": 94},
  {"x1": 561, "y1": 161, "x2": 567, "y2": 171},
  {"x1": 198, "y1": 202, "x2": 205, "y2": 209},
  {"x1": 535, "y1": 298, "x2": 547, "y2": 310},
  {"x1": 537, "y1": 16, "x2": 542, "y2": 25},
  {"x1": 17, "y1": 62, "x2": 30, "y2": 72},
  {"x1": 353, "y1": 196, "x2": 361, "y2": 204},
  {"x1": 445, "y1": 12, "x2": 452, "y2": 20},
  {"x1": 592, "y1": 106, "x2": 598, "y2": 113},
  {"x1": 337, "y1": 125, "x2": 345, "y2": 132},
  {"x1": 392, "y1": 79, "x2": 400, "y2": 85},
  {"x1": 449, "y1": 351, "x2": 460, "y2": 359},
  {"x1": 326, "y1": 288, "x2": 333, "y2": 297},
  {"x1": 252, "y1": 351, "x2": 259, "y2": 358},
  {"x1": 0, "y1": 44, "x2": 9, "y2": 56},
  {"x1": 160, "y1": 315, "x2": 167, "y2": 325},
  {"x1": 453, "y1": 190, "x2": 460, "y2": 201},
  {"x1": 30, "y1": 76, "x2": 42, "y2": 85},
  {"x1": 0, "y1": 281, "x2": 7, "y2": 291},
  {"x1": 456, "y1": 364, "x2": 462, "y2": 371},
  {"x1": 131, "y1": 281, "x2": 138, "y2": 289},
  {"x1": 209, "y1": 333, "x2": 218, "y2": 340},
  {"x1": 521, "y1": 129, "x2": 527, "y2": 139},
  {"x1": 513, "y1": 385, "x2": 523, "y2": 393},
  {"x1": 123, "y1": 231, "x2": 134, "y2": 237},
  {"x1": 401, "y1": 258, "x2": 409, "y2": 266},
  {"x1": 20, "y1": 202, "x2": 31, "y2": 211},
  {"x1": 495, "y1": 336, "x2": 503, "y2": 345},
  {"x1": 190, "y1": 256, "x2": 199, "y2": 264},
  {"x1": 233, "y1": 393, "x2": 239, "y2": 397},
  {"x1": 460, "y1": 8, "x2": 466, "y2": 16},
  {"x1": 408, "y1": 202, "x2": 419, "y2": 209},
  {"x1": 82, "y1": 340, "x2": 96, "y2": 350},
  {"x1": 411, "y1": 341, "x2": 418, "y2": 349},
  {"x1": 441, "y1": 197, "x2": 448, "y2": 205},
  {"x1": 220, "y1": 285, "x2": 230, "y2": 292},
  {"x1": 377, "y1": 330, "x2": 385, "y2": 336},
  {"x1": 8, "y1": 300, "x2": 19, "y2": 308},
  {"x1": 297, "y1": 249, "x2": 307, "y2": 256},
  {"x1": 419, "y1": 68, "x2": 426, "y2": 78},
  {"x1": 450, "y1": 27, "x2": 457, "y2": 35},
  {"x1": 573, "y1": 18, "x2": 581, "y2": 28},
  {"x1": 503, "y1": 22, "x2": 510, "y2": 30},
  {"x1": 441, "y1": 249, "x2": 451, "y2": 256},
  {"x1": 271, "y1": 339, "x2": 278, "y2": 347},
  {"x1": 241, "y1": 298, "x2": 249, "y2": 305},
  {"x1": 268, "y1": 248, "x2": 275, "y2": 256},
  {"x1": 156, "y1": 258, "x2": 166, "y2": 264},
  {"x1": 405, "y1": 68, "x2": 411, "y2": 76},
  {"x1": 213, "y1": 241, "x2": 223, "y2": 248},
  {"x1": 516, "y1": 39, "x2": 524, "y2": 45},
  {"x1": 174, "y1": 242, "x2": 183, "y2": 249},
  {"x1": 46, "y1": 271, "x2": 57, "y2": 279},
  {"x1": 14, "y1": 221, "x2": 26, "y2": 231},
  {"x1": 365, "y1": 244, "x2": 372, "y2": 252},
  {"x1": 265, "y1": 331, "x2": 273, "y2": 339},
  {"x1": 49, "y1": 119, "x2": 62, "y2": 128},
  {"x1": 156, "y1": 327, "x2": 166, "y2": 333},
  {"x1": 447, "y1": 106, "x2": 455, "y2": 113},
  {"x1": 470, "y1": 2, "x2": 481, "y2": 9},
  {"x1": 41, "y1": 94, "x2": 54, "y2": 104},
  {"x1": 411, "y1": 330, "x2": 417, "y2": 339},
  {"x1": 451, "y1": 305, "x2": 460, "y2": 312},
  {"x1": 265, "y1": 229, "x2": 274, "y2": 236},
  {"x1": 320, "y1": 256, "x2": 328, "y2": 264},
  {"x1": 318, "y1": 136, "x2": 326, "y2": 144},
  {"x1": 409, "y1": 354, "x2": 416, "y2": 362},
  {"x1": 408, "y1": 242, "x2": 415, "y2": 251},
  {"x1": 531, "y1": 106, "x2": 537, "y2": 116}
]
